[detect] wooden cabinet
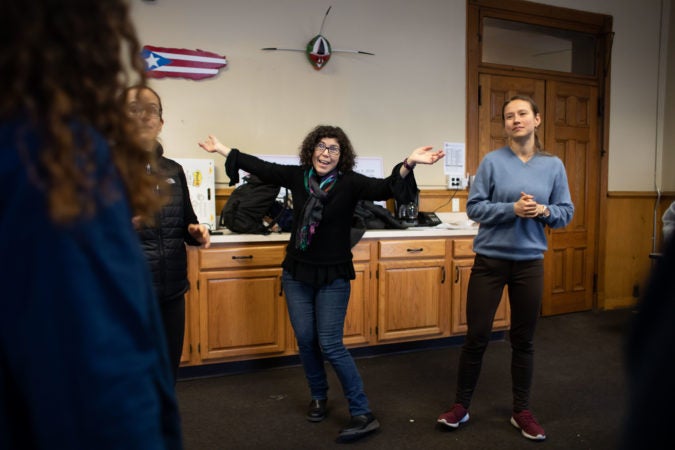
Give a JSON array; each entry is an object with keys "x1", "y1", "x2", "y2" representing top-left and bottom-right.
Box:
[
  {"x1": 450, "y1": 239, "x2": 510, "y2": 335},
  {"x1": 343, "y1": 241, "x2": 376, "y2": 347},
  {"x1": 376, "y1": 239, "x2": 450, "y2": 342},
  {"x1": 182, "y1": 233, "x2": 509, "y2": 367},
  {"x1": 180, "y1": 292, "x2": 191, "y2": 364},
  {"x1": 185, "y1": 244, "x2": 289, "y2": 365}
]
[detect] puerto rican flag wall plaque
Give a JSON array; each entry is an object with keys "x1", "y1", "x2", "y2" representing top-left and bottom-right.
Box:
[{"x1": 142, "y1": 46, "x2": 228, "y2": 80}]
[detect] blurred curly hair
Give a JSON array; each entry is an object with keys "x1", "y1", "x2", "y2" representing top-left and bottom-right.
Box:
[{"x1": 0, "y1": 0, "x2": 161, "y2": 223}]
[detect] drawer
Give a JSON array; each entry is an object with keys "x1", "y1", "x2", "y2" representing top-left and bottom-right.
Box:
[
  {"x1": 452, "y1": 239, "x2": 475, "y2": 258},
  {"x1": 379, "y1": 239, "x2": 446, "y2": 259},
  {"x1": 199, "y1": 245, "x2": 285, "y2": 269},
  {"x1": 352, "y1": 241, "x2": 371, "y2": 261}
]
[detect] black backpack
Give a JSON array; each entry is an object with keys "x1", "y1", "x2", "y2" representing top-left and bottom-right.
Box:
[
  {"x1": 220, "y1": 175, "x2": 279, "y2": 234},
  {"x1": 219, "y1": 175, "x2": 293, "y2": 234},
  {"x1": 350, "y1": 200, "x2": 406, "y2": 247}
]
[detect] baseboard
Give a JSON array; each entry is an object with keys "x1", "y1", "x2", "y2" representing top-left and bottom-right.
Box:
[{"x1": 177, "y1": 331, "x2": 506, "y2": 381}]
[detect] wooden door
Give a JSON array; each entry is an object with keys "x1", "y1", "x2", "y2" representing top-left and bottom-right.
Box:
[
  {"x1": 542, "y1": 81, "x2": 598, "y2": 314},
  {"x1": 478, "y1": 74, "x2": 545, "y2": 163},
  {"x1": 478, "y1": 74, "x2": 598, "y2": 315}
]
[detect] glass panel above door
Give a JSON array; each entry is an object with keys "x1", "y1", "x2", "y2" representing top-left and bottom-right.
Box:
[{"x1": 482, "y1": 17, "x2": 597, "y2": 76}]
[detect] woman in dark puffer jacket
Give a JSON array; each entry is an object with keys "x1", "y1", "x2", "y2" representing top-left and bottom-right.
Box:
[{"x1": 125, "y1": 85, "x2": 210, "y2": 382}]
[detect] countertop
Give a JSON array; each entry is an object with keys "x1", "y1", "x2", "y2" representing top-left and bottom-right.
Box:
[{"x1": 207, "y1": 212, "x2": 478, "y2": 244}]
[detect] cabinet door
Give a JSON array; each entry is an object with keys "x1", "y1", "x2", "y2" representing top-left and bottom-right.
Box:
[
  {"x1": 377, "y1": 259, "x2": 449, "y2": 341},
  {"x1": 451, "y1": 259, "x2": 510, "y2": 335},
  {"x1": 180, "y1": 293, "x2": 191, "y2": 364},
  {"x1": 343, "y1": 260, "x2": 373, "y2": 347},
  {"x1": 198, "y1": 267, "x2": 286, "y2": 361}
]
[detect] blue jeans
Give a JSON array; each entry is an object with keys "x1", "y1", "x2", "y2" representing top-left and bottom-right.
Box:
[{"x1": 282, "y1": 270, "x2": 370, "y2": 416}]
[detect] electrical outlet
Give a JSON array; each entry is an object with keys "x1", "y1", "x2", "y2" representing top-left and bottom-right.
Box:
[
  {"x1": 447, "y1": 175, "x2": 467, "y2": 190},
  {"x1": 451, "y1": 198, "x2": 460, "y2": 212}
]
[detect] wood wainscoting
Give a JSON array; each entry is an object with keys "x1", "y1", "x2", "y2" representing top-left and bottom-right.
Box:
[{"x1": 600, "y1": 192, "x2": 674, "y2": 310}]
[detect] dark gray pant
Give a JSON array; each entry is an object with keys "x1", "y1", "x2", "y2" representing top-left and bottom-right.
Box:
[
  {"x1": 455, "y1": 254, "x2": 544, "y2": 412},
  {"x1": 159, "y1": 295, "x2": 185, "y2": 384}
]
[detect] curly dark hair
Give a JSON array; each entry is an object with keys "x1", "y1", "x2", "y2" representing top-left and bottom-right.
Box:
[
  {"x1": 298, "y1": 125, "x2": 356, "y2": 173},
  {"x1": 0, "y1": 0, "x2": 161, "y2": 223}
]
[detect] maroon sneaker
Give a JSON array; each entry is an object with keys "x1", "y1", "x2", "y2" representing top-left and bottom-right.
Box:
[
  {"x1": 437, "y1": 403, "x2": 469, "y2": 428},
  {"x1": 510, "y1": 410, "x2": 546, "y2": 441}
]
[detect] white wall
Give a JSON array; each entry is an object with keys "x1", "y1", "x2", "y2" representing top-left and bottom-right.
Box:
[{"x1": 131, "y1": 0, "x2": 673, "y2": 192}]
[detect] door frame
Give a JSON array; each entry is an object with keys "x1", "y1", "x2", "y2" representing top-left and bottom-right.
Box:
[{"x1": 466, "y1": 0, "x2": 613, "y2": 310}]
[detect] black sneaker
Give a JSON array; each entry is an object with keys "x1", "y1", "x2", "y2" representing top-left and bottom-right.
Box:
[
  {"x1": 337, "y1": 413, "x2": 380, "y2": 442},
  {"x1": 306, "y1": 399, "x2": 327, "y2": 422}
]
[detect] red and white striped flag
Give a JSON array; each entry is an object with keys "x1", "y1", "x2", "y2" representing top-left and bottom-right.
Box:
[{"x1": 142, "y1": 46, "x2": 227, "y2": 80}]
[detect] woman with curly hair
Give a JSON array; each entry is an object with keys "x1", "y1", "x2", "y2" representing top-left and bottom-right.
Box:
[
  {"x1": 0, "y1": 1, "x2": 182, "y2": 448},
  {"x1": 200, "y1": 125, "x2": 444, "y2": 443}
]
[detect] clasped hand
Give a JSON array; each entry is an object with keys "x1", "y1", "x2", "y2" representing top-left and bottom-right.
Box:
[{"x1": 514, "y1": 192, "x2": 545, "y2": 218}]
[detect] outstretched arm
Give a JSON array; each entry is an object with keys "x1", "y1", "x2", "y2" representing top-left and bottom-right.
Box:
[
  {"x1": 199, "y1": 135, "x2": 231, "y2": 158},
  {"x1": 399, "y1": 146, "x2": 445, "y2": 177}
]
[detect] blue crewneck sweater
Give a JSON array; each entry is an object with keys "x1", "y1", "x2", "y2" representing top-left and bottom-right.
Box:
[{"x1": 467, "y1": 146, "x2": 574, "y2": 260}]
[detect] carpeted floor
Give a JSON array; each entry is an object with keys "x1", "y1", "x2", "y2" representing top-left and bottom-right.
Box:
[{"x1": 176, "y1": 308, "x2": 633, "y2": 449}]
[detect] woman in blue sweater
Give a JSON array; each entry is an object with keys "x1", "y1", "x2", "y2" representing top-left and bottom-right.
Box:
[{"x1": 437, "y1": 95, "x2": 574, "y2": 441}]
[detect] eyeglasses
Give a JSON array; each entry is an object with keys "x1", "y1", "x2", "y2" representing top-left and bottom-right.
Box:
[
  {"x1": 127, "y1": 102, "x2": 162, "y2": 118},
  {"x1": 315, "y1": 142, "x2": 340, "y2": 155}
]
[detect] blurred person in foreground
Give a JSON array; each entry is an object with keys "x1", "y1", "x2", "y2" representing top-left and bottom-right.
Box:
[
  {"x1": 0, "y1": 1, "x2": 182, "y2": 449},
  {"x1": 623, "y1": 218, "x2": 675, "y2": 449}
]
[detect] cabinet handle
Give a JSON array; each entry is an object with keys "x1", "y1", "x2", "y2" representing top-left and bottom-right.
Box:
[
  {"x1": 406, "y1": 248, "x2": 424, "y2": 253},
  {"x1": 232, "y1": 255, "x2": 254, "y2": 260},
  {"x1": 454, "y1": 266, "x2": 459, "y2": 283},
  {"x1": 441, "y1": 266, "x2": 446, "y2": 284}
]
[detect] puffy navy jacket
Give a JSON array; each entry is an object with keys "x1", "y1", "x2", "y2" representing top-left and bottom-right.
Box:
[{"x1": 138, "y1": 145, "x2": 200, "y2": 302}]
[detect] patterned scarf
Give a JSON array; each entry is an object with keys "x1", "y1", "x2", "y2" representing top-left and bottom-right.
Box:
[{"x1": 296, "y1": 167, "x2": 338, "y2": 251}]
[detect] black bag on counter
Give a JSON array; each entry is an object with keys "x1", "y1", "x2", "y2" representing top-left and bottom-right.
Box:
[
  {"x1": 220, "y1": 175, "x2": 281, "y2": 234},
  {"x1": 350, "y1": 200, "x2": 406, "y2": 247},
  {"x1": 266, "y1": 188, "x2": 293, "y2": 233}
]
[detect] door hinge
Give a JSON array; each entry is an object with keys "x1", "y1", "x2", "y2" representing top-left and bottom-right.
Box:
[
  {"x1": 597, "y1": 98, "x2": 604, "y2": 118},
  {"x1": 196, "y1": 280, "x2": 200, "y2": 290}
]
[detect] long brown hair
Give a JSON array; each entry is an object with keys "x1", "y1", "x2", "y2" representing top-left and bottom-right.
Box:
[
  {"x1": 501, "y1": 94, "x2": 545, "y2": 153},
  {"x1": 0, "y1": 0, "x2": 161, "y2": 223}
]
